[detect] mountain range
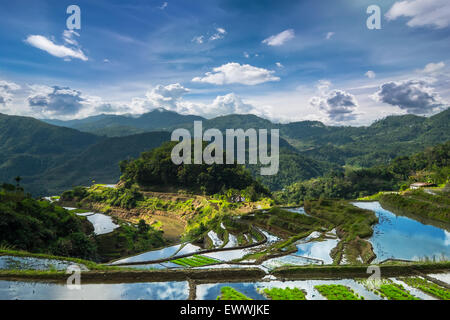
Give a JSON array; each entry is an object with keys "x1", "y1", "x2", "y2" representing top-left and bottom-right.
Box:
[{"x1": 1, "y1": 107, "x2": 448, "y2": 196}]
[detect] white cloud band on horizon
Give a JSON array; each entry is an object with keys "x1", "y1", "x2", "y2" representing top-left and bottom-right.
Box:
[{"x1": 0, "y1": 80, "x2": 21, "y2": 107}]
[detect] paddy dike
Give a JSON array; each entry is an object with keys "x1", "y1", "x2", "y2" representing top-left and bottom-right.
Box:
[{"x1": 1, "y1": 262, "x2": 449, "y2": 284}]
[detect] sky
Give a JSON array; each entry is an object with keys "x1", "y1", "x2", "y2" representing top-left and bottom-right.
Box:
[{"x1": 0, "y1": 0, "x2": 449, "y2": 125}]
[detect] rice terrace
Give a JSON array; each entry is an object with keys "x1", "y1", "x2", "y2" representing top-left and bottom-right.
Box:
[{"x1": 0, "y1": 0, "x2": 449, "y2": 315}]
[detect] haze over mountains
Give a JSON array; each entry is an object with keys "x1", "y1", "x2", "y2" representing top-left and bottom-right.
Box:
[{"x1": 1, "y1": 107, "x2": 449, "y2": 196}]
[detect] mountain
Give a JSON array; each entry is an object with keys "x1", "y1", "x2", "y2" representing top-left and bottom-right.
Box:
[
  {"x1": 298, "y1": 109, "x2": 450, "y2": 167},
  {"x1": 24, "y1": 131, "x2": 171, "y2": 196},
  {"x1": 0, "y1": 113, "x2": 171, "y2": 195},
  {"x1": 43, "y1": 109, "x2": 205, "y2": 137},
  {"x1": 276, "y1": 140, "x2": 450, "y2": 203},
  {"x1": 1, "y1": 108, "x2": 448, "y2": 195},
  {"x1": 43, "y1": 108, "x2": 450, "y2": 168},
  {"x1": 0, "y1": 113, "x2": 101, "y2": 183}
]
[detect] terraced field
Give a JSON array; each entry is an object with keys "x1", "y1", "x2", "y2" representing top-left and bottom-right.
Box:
[
  {"x1": 217, "y1": 287, "x2": 253, "y2": 300},
  {"x1": 261, "y1": 287, "x2": 306, "y2": 300},
  {"x1": 314, "y1": 284, "x2": 363, "y2": 300},
  {"x1": 399, "y1": 277, "x2": 450, "y2": 300},
  {"x1": 171, "y1": 255, "x2": 221, "y2": 267}
]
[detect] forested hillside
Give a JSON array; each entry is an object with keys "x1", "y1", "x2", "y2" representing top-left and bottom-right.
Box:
[
  {"x1": 1, "y1": 108, "x2": 448, "y2": 196},
  {"x1": 276, "y1": 141, "x2": 450, "y2": 204}
]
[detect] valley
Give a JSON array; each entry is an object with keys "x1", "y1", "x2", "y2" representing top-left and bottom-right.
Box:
[{"x1": 0, "y1": 108, "x2": 449, "y2": 300}]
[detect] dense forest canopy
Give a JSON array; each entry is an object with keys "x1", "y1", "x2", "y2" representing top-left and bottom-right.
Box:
[
  {"x1": 0, "y1": 183, "x2": 97, "y2": 259},
  {"x1": 276, "y1": 141, "x2": 450, "y2": 204},
  {"x1": 119, "y1": 141, "x2": 270, "y2": 197}
]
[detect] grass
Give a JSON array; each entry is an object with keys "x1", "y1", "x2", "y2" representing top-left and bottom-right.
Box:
[
  {"x1": 71, "y1": 208, "x2": 91, "y2": 214},
  {"x1": 217, "y1": 286, "x2": 252, "y2": 300},
  {"x1": 379, "y1": 190, "x2": 450, "y2": 224},
  {"x1": 376, "y1": 283, "x2": 420, "y2": 300},
  {"x1": 314, "y1": 284, "x2": 363, "y2": 300},
  {"x1": 171, "y1": 255, "x2": 220, "y2": 267},
  {"x1": 261, "y1": 287, "x2": 306, "y2": 300},
  {"x1": 399, "y1": 277, "x2": 450, "y2": 300}
]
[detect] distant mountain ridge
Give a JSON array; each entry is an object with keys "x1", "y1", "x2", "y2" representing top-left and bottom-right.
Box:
[
  {"x1": 1, "y1": 107, "x2": 449, "y2": 195},
  {"x1": 43, "y1": 109, "x2": 205, "y2": 137}
]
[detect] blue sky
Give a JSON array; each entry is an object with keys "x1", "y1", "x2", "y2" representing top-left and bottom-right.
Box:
[{"x1": 0, "y1": 0, "x2": 449, "y2": 124}]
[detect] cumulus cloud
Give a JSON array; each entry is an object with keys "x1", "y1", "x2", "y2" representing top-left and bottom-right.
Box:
[
  {"x1": 371, "y1": 79, "x2": 446, "y2": 114},
  {"x1": 275, "y1": 62, "x2": 284, "y2": 68},
  {"x1": 26, "y1": 84, "x2": 130, "y2": 118},
  {"x1": 0, "y1": 80, "x2": 20, "y2": 106},
  {"x1": 130, "y1": 83, "x2": 272, "y2": 119},
  {"x1": 386, "y1": 0, "x2": 450, "y2": 28},
  {"x1": 27, "y1": 85, "x2": 86, "y2": 116},
  {"x1": 25, "y1": 32, "x2": 88, "y2": 61},
  {"x1": 309, "y1": 80, "x2": 359, "y2": 122},
  {"x1": 144, "y1": 83, "x2": 190, "y2": 110},
  {"x1": 262, "y1": 29, "x2": 295, "y2": 46},
  {"x1": 421, "y1": 61, "x2": 445, "y2": 74},
  {"x1": 192, "y1": 62, "x2": 280, "y2": 85},
  {"x1": 325, "y1": 32, "x2": 335, "y2": 40},
  {"x1": 365, "y1": 70, "x2": 376, "y2": 79}
]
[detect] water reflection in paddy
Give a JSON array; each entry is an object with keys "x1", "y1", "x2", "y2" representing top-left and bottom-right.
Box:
[
  {"x1": 111, "y1": 243, "x2": 201, "y2": 265},
  {"x1": 0, "y1": 256, "x2": 87, "y2": 271},
  {"x1": 196, "y1": 279, "x2": 383, "y2": 300},
  {"x1": 0, "y1": 281, "x2": 188, "y2": 300},
  {"x1": 86, "y1": 214, "x2": 120, "y2": 235},
  {"x1": 285, "y1": 207, "x2": 309, "y2": 216},
  {"x1": 295, "y1": 238, "x2": 339, "y2": 264},
  {"x1": 352, "y1": 202, "x2": 450, "y2": 261}
]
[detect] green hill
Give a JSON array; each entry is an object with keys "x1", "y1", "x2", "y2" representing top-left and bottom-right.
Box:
[
  {"x1": 0, "y1": 113, "x2": 101, "y2": 187},
  {"x1": 0, "y1": 183, "x2": 97, "y2": 259},
  {"x1": 276, "y1": 140, "x2": 450, "y2": 203},
  {"x1": 43, "y1": 108, "x2": 205, "y2": 137}
]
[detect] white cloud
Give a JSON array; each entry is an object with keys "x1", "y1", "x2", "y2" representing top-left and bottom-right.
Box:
[
  {"x1": 209, "y1": 27, "x2": 227, "y2": 41},
  {"x1": 192, "y1": 62, "x2": 280, "y2": 85},
  {"x1": 386, "y1": 0, "x2": 450, "y2": 28},
  {"x1": 371, "y1": 79, "x2": 446, "y2": 114},
  {"x1": 159, "y1": 2, "x2": 168, "y2": 10},
  {"x1": 216, "y1": 27, "x2": 226, "y2": 34},
  {"x1": 262, "y1": 29, "x2": 295, "y2": 46},
  {"x1": 25, "y1": 84, "x2": 127, "y2": 118},
  {"x1": 325, "y1": 32, "x2": 335, "y2": 40},
  {"x1": 192, "y1": 35, "x2": 204, "y2": 44},
  {"x1": 25, "y1": 34, "x2": 88, "y2": 61},
  {"x1": 62, "y1": 30, "x2": 79, "y2": 46},
  {"x1": 0, "y1": 80, "x2": 20, "y2": 107},
  {"x1": 365, "y1": 70, "x2": 376, "y2": 79},
  {"x1": 193, "y1": 27, "x2": 227, "y2": 44},
  {"x1": 130, "y1": 83, "x2": 272, "y2": 119},
  {"x1": 27, "y1": 85, "x2": 85, "y2": 116},
  {"x1": 243, "y1": 52, "x2": 250, "y2": 58},
  {"x1": 421, "y1": 61, "x2": 445, "y2": 74},
  {"x1": 276, "y1": 62, "x2": 284, "y2": 68},
  {"x1": 309, "y1": 80, "x2": 359, "y2": 122}
]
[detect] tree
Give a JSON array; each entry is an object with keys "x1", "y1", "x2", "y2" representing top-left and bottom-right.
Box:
[
  {"x1": 138, "y1": 219, "x2": 150, "y2": 234},
  {"x1": 14, "y1": 176, "x2": 21, "y2": 187}
]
